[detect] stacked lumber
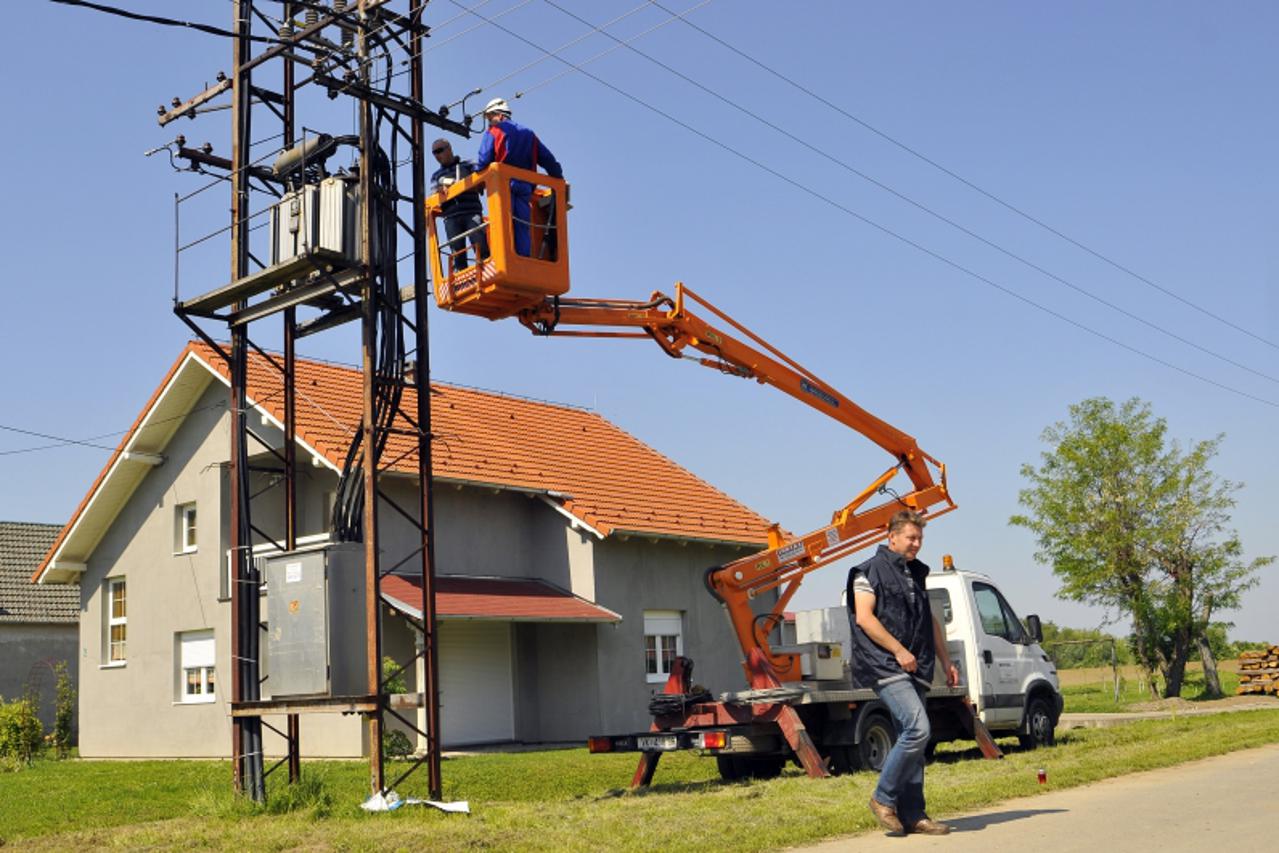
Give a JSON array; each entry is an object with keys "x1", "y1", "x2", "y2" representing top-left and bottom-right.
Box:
[{"x1": 1236, "y1": 646, "x2": 1279, "y2": 695}]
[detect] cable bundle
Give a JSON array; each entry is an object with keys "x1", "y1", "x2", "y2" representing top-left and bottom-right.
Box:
[
  {"x1": 648, "y1": 688, "x2": 713, "y2": 718},
  {"x1": 331, "y1": 55, "x2": 406, "y2": 543}
]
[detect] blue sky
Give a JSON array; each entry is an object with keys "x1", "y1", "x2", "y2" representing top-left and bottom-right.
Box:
[{"x1": 2, "y1": 1, "x2": 1276, "y2": 642}]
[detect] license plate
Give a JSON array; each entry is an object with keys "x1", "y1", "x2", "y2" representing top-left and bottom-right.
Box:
[{"x1": 637, "y1": 734, "x2": 679, "y2": 751}]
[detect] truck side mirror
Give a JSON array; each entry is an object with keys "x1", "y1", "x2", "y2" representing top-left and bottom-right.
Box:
[{"x1": 1025, "y1": 614, "x2": 1043, "y2": 643}]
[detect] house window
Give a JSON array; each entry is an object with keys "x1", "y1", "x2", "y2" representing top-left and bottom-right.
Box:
[
  {"x1": 106, "y1": 578, "x2": 127, "y2": 663},
  {"x1": 176, "y1": 502, "x2": 198, "y2": 553},
  {"x1": 643, "y1": 610, "x2": 683, "y2": 684},
  {"x1": 178, "y1": 630, "x2": 216, "y2": 703}
]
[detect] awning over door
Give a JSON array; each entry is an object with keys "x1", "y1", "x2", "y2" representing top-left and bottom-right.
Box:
[{"x1": 381, "y1": 574, "x2": 622, "y2": 623}]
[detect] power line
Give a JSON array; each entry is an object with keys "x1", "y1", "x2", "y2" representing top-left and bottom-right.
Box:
[
  {"x1": 424, "y1": 0, "x2": 534, "y2": 56},
  {"x1": 510, "y1": 0, "x2": 712, "y2": 100},
  {"x1": 475, "y1": 1, "x2": 656, "y2": 96},
  {"x1": 650, "y1": 0, "x2": 1279, "y2": 353},
  {"x1": 446, "y1": 0, "x2": 1279, "y2": 410},
  {"x1": 49, "y1": 0, "x2": 292, "y2": 45},
  {"x1": 0, "y1": 424, "x2": 121, "y2": 455},
  {"x1": 0, "y1": 398, "x2": 243, "y2": 458},
  {"x1": 537, "y1": 0, "x2": 1279, "y2": 388}
]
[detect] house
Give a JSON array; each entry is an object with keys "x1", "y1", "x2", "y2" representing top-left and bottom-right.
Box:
[
  {"x1": 34, "y1": 342, "x2": 773, "y2": 757},
  {"x1": 0, "y1": 521, "x2": 78, "y2": 732}
]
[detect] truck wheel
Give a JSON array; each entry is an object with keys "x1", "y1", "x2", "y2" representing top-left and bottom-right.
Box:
[
  {"x1": 858, "y1": 713, "x2": 896, "y2": 773},
  {"x1": 1018, "y1": 696, "x2": 1056, "y2": 749},
  {"x1": 826, "y1": 744, "x2": 859, "y2": 775},
  {"x1": 716, "y1": 755, "x2": 745, "y2": 782},
  {"x1": 743, "y1": 756, "x2": 784, "y2": 780}
]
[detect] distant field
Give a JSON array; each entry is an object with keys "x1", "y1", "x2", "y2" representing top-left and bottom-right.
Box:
[
  {"x1": 1057, "y1": 659, "x2": 1239, "y2": 688},
  {"x1": 1058, "y1": 660, "x2": 1253, "y2": 712}
]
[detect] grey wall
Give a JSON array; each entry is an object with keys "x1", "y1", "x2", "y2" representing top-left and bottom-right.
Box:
[
  {"x1": 591, "y1": 538, "x2": 766, "y2": 735},
  {"x1": 0, "y1": 622, "x2": 78, "y2": 733},
  {"x1": 511, "y1": 622, "x2": 602, "y2": 743},
  {"x1": 77, "y1": 384, "x2": 360, "y2": 758},
  {"x1": 377, "y1": 479, "x2": 572, "y2": 587}
]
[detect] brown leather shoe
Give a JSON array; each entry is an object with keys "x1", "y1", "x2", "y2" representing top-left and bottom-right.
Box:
[
  {"x1": 867, "y1": 797, "x2": 904, "y2": 834},
  {"x1": 909, "y1": 817, "x2": 951, "y2": 835}
]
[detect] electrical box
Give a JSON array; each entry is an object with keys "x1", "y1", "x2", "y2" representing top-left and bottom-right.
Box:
[
  {"x1": 265, "y1": 542, "x2": 368, "y2": 699},
  {"x1": 269, "y1": 176, "x2": 363, "y2": 266},
  {"x1": 772, "y1": 641, "x2": 846, "y2": 681},
  {"x1": 794, "y1": 606, "x2": 853, "y2": 662}
]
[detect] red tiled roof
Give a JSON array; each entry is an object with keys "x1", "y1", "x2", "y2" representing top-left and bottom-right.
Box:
[
  {"x1": 381, "y1": 574, "x2": 621, "y2": 622},
  {"x1": 193, "y1": 341, "x2": 771, "y2": 545},
  {"x1": 36, "y1": 342, "x2": 771, "y2": 580}
]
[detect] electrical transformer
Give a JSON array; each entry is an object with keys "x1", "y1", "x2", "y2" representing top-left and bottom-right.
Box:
[
  {"x1": 265, "y1": 542, "x2": 368, "y2": 698},
  {"x1": 269, "y1": 176, "x2": 363, "y2": 267}
]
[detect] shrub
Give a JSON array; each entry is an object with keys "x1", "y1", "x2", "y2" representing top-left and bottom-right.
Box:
[
  {"x1": 381, "y1": 656, "x2": 408, "y2": 695},
  {"x1": 384, "y1": 728, "x2": 414, "y2": 758},
  {"x1": 0, "y1": 695, "x2": 44, "y2": 765},
  {"x1": 52, "y1": 662, "x2": 75, "y2": 759}
]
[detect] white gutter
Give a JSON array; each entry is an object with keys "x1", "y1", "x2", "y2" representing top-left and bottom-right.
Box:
[{"x1": 537, "y1": 495, "x2": 604, "y2": 540}]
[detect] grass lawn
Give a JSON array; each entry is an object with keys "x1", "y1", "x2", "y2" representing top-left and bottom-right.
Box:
[{"x1": 2, "y1": 710, "x2": 1278, "y2": 851}]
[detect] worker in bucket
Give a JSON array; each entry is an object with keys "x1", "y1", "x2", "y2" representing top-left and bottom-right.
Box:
[
  {"x1": 476, "y1": 97, "x2": 563, "y2": 258},
  {"x1": 848, "y1": 510, "x2": 961, "y2": 837},
  {"x1": 430, "y1": 138, "x2": 488, "y2": 270}
]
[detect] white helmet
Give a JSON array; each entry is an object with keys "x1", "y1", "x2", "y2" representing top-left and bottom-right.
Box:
[{"x1": 483, "y1": 97, "x2": 512, "y2": 117}]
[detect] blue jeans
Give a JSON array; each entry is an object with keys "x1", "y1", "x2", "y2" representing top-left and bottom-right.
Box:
[
  {"x1": 872, "y1": 679, "x2": 930, "y2": 825},
  {"x1": 443, "y1": 211, "x2": 488, "y2": 270}
]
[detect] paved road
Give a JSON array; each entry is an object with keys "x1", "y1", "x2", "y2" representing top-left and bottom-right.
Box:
[{"x1": 798, "y1": 743, "x2": 1279, "y2": 852}]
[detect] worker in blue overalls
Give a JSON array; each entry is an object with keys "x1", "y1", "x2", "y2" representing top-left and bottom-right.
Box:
[{"x1": 476, "y1": 97, "x2": 564, "y2": 258}]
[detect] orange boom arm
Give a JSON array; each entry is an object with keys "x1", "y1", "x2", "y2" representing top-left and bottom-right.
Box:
[{"x1": 517, "y1": 283, "x2": 955, "y2": 684}]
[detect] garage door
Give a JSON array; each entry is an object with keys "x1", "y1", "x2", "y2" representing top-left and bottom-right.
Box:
[{"x1": 439, "y1": 620, "x2": 514, "y2": 746}]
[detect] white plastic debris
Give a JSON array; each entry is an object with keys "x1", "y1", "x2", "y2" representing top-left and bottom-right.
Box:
[{"x1": 360, "y1": 790, "x2": 470, "y2": 814}]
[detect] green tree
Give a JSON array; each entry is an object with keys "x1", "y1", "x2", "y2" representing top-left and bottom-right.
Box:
[
  {"x1": 1039, "y1": 621, "x2": 1131, "y2": 668},
  {"x1": 1011, "y1": 397, "x2": 1271, "y2": 698}
]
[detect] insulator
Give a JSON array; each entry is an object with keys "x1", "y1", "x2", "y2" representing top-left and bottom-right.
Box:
[
  {"x1": 305, "y1": 9, "x2": 319, "y2": 26},
  {"x1": 334, "y1": 0, "x2": 348, "y2": 12},
  {"x1": 279, "y1": 21, "x2": 294, "y2": 39},
  {"x1": 341, "y1": 26, "x2": 354, "y2": 49}
]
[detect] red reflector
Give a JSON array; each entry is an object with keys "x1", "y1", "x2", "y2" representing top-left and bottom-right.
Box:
[
  {"x1": 702, "y1": 731, "x2": 727, "y2": 750},
  {"x1": 587, "y1": 737, "x2": 612, "y2": 753}
]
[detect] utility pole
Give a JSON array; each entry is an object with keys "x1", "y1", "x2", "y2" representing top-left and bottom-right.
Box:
[{"x1": 168, "y1": 0, "x2": 468, "y2": 802}]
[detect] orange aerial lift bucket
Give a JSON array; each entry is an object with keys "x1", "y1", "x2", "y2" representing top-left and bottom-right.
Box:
[{"x1": 426, "y1": 162, "x2": 570, "y2": 320}]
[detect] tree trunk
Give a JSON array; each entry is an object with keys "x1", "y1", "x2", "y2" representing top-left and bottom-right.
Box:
[
  {"x1": 1162, "y1": 631, "x2": 1191, "y2": 697},
  {"x1": 1162, "y1": 658, "x2": 1185, "y2": 697},
  {"x1": 1196, "y1": 594, "x2": 1222, "y2": 699},
  {"x1": 1129, "y1": 620, "x2": 1162, "y2": 698},
  {"x1": 1197, "y1": 634, "x2": 1223, "y2": 698}
]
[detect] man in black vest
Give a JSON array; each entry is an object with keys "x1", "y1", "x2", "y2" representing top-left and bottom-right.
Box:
[
  {"x1": 849, "y1": 510, "x2": 960, "y2": 836},
  {"x1": 430, "y1": 138, "x2": 488, "y2": 270}
]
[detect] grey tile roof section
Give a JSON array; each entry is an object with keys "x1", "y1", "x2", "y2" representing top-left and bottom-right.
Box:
[{"x1": 0, "y1": 522, "x2": 78, "y2": 624}]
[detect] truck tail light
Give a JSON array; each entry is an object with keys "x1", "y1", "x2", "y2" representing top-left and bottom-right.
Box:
[
  {"x1": 587, "y1": 736, "x2": 612, "y2": 753},
  {"x1": 700, "y1": 731, "x2": 727, "y2": 750}
]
